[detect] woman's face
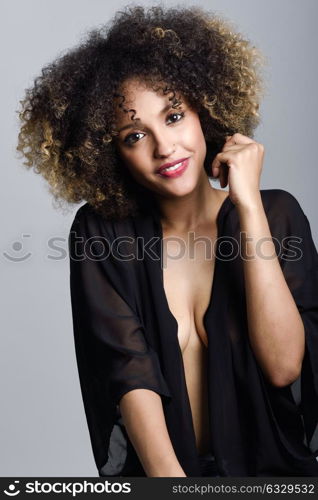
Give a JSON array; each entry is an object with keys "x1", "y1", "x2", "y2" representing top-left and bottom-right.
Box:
[{"x1": 114, "y1": 78, "x2": 208, "y2": 199}]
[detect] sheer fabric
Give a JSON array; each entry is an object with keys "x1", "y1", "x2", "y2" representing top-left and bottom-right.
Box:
[{"x1": 69, "y1": 189, "x2": 318, "y2": 476}]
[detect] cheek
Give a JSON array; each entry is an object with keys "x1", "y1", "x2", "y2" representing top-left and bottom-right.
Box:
[
  {"x1": 118, "y1": 147, "x2": 140, "y2": 170},
  {"x1": 118, "y1": 150, "x2": 147, "y2": 181},
  {"x1": 185, "y1": 119, "x2": 206, "y2": 154}
]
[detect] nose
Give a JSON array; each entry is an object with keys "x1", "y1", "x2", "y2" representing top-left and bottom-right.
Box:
[{"x1": 153, "y1": 134, "x2": 176, "y2": 159}]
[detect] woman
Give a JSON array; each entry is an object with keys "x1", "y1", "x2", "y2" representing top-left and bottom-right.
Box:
[{"x1": 17, "y1": 5, "x2": 318, "y2": 477}]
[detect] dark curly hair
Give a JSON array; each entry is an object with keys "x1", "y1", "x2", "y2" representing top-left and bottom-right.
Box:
[{"x1": 17, "y1": 4, "x2": 266, "y2": 220}]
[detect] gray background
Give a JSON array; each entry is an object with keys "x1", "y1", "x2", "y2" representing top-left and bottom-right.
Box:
[{"x1": 1, "y1": 0, "x2": 317, "y2": 476}]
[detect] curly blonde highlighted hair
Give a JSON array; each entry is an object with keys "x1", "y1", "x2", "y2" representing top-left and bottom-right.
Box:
[{"x1": 17, "y1": 4, "x2": 266, "y2": 220}]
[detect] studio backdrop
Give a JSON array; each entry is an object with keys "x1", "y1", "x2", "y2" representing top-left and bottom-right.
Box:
[{"x1": 1, "y1": 0, "x2": 317, "y2": 476}]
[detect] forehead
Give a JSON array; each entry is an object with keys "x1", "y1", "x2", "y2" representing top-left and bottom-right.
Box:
[{"x1": 114, "y1": 78, "x2": 184, "y2": 121}]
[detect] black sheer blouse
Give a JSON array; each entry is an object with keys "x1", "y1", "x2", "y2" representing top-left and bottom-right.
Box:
[{"x1": 68, "y1": 189, "x2": 318, "y2": 476}]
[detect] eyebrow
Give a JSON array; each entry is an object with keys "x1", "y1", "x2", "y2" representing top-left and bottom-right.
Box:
[{"x1": 116, "y1": 102, "x2": 177, "y2": 134}]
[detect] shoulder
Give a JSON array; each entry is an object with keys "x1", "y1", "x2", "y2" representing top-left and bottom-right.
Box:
[
  {"x1": 70, "y1": 203, "x2": 108, "y2": 231},
  {"x1": 259, "y1": 188, "x2": 308, "y2": 222},
  {"x1": 69, "y1": 203, "x2": 152, "y2": 252},
  {"x1": 259, "y1": 189, "x2": 311, "y2": 239},
  {"x1": 260, "y1": 188, "x2": 303, "y2": 211},
  {"x1": 228, "y1": 189, "x2": 308, "y2": 233},
  {"x1": 70, "y1": 203, "x2": 135, "y2": 239}
]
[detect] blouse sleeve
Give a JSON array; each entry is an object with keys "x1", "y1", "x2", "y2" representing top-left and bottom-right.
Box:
[
  {"x1": 68, "y1": 205, "x2": 171, "y2": 407},
  {"x1": 270, "y1": 190, "x2": 318, "y2": 450}
]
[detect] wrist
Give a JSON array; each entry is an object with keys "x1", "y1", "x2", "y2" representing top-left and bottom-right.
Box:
[
  {"x1": 236, "y1": 193, "x2": 263, "y2": 217},
  {"x1": 147, "y1": 458, "x2": 186, "y2": 477}
]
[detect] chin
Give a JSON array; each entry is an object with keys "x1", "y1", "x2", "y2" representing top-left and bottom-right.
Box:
[{"x1": 161, "y1": 177, "x2": 199, "y2": 199}]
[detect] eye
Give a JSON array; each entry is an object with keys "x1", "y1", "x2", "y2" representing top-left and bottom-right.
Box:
[
  {"x1": 123, "y1": 132, "x2": 145, "y2": 146},
  {"x1": 122, "y1": 111, "x2": 185, "y2": 147},
  {"x1": 166, "y1": 111, "x2": 185, "y2": 124}
]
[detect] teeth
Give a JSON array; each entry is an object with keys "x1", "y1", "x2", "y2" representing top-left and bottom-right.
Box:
[{"x1": 161, "y1": 161, "x2": 183, "y2": 173}]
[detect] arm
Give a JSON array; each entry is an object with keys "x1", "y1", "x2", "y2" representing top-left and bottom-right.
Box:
[
  {"x1": 212, "y1": 134, "x2": 306, "y2": 388},
  {"x1": 238, "y1": 194, "x2": 305, "y2": 387},
  {"x1": 119, "y1": 388, "x2": 186, "y2": 477},
  {"x1": 69, "y1": 206, "x2": 178, "y2": 476}
]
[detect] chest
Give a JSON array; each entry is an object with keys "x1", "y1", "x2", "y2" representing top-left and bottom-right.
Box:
[{"x1": 162, "y1": 227, "x2": 217, "y2": 352}]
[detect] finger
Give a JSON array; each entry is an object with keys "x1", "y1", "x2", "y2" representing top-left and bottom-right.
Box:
[
  {"x1": 222, "y1": 143, "x2": 243, "y2": 153},
  {"x1": 212, "y1": 163, "x2": 220, "y2": 178},
  {"x1": 212, "y1": 151, "x2": 233, "y2": 177},
  {"x1": 227, "y1": 132, "x2": 256, "y2": 145}
]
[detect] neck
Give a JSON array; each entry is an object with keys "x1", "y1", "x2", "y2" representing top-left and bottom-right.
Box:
[{"x1": 154, "y1": 173, "x2": 221, "y2": 233}]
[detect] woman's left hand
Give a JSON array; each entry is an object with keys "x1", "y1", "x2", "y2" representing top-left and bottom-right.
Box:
[{"x1": 211, "y1": 132, "x2": 264, "y2": 210}]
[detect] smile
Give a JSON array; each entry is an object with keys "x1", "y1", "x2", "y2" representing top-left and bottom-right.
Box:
[{"x1": 156, "y1": 158, "x2": 189, "y2": 178}]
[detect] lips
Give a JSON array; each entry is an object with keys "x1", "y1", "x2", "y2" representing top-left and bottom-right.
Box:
[{"x1": 156, "y1": 157, "x2": 190, "y2": 177}]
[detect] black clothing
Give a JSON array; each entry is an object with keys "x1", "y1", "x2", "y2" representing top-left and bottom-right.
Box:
[
  {"x1": 198, "y1": 452, "x2": 220, "y2": 477},
  {"x1": 68, "y1": 189, "x2": 318, "y2": 476}
]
